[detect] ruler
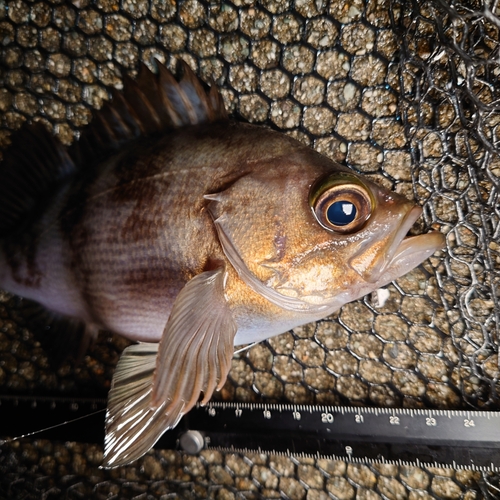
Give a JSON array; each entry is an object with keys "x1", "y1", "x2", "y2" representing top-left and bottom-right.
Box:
[
  {"x1": 176, "y1": 402, "x2": 500, "y2": 472},
  {"x1": 1, "y1": 396, "x2": 499, "y2": 472}
]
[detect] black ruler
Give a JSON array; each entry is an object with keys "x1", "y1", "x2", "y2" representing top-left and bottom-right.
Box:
[
  {"x1": 1, "y1": 396, "x2": 500, "y2": 472},
  {"x1": 178, "y1": 402, "x2": 500, "y2": 472}
]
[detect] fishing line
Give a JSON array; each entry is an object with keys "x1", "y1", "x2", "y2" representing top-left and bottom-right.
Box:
[
  {"x1": 233, "y1": 342, "x2": 257, "y2": 355},
  {"x1": 0, "y1": 408, "x2": 106, "y2": 444}
]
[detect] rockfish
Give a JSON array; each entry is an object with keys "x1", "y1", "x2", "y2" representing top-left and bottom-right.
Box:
[{"x1": 0, "y1": 61, "x2": 445, "y2": 467}]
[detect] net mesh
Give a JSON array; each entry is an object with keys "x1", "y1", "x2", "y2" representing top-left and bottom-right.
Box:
[{"x1": 0, "y1": 0, "x2": 499, "y2": 498}]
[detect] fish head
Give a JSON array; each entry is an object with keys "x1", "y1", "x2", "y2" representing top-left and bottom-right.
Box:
[{"x1": 207, "y1": 148, "x2": 445, "y2": 314}]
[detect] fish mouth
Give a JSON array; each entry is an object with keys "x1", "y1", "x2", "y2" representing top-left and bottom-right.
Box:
[
  {"x1": 375, "y1": 206, "x2": 446, "y2": 284},
  {"x1": 351, "y1": 206, "x2": 446, "y2": 284}
]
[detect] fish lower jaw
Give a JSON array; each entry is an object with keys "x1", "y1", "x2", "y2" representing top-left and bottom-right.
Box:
[
  {"x1": 373, "y1": 231, "x2": 446, "y2": 285},
  {"x1": 348, "y1": 204, "x2": 443, "y2": 284},
  {"x1": 347, "y1": 229, "x2": 445, "y2": 287},
  {"x1": 393, "y1": 231, "x2": 445, "y2": 265}
]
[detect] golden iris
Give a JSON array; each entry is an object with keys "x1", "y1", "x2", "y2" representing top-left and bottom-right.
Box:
[{"x1": 309, "y1": 173, "x2": 373, "y2": 234}]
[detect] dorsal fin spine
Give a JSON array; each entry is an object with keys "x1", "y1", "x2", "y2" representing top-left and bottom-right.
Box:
[
  {"x1": 179, "y1": 61, "x2": 212, "y2": 123},
  {"x1": 70, "y1": 60, "x2": 228, "y2": 167}
]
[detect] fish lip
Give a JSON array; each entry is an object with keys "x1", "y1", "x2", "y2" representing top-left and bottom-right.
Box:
[
  {"x1": 386, "y1": 205, "x2": 424, "y2": 265},
  {"x1": 352, "y1": 205, "x2": 444, "y2": 284},
  {"x1": 377, "y1": 206, "x2": 446, "y2": 282},
  {"x1": 389, "y1": 229, "x2": 446, "y2": 270},
  {"x1": 350, "y1": 205, "x2": 423, "y2": 283},
  {"x1": 370, "y1": 205, "x2": 423, "y2": 282}
]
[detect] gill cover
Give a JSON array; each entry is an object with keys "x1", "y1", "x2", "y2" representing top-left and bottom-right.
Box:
[
  {"x1": 205, "y1": 166, "x2": 332, "y2": 313},
  {"x1": 205, "y1": 164, "x2": 379, "y2": 314}
]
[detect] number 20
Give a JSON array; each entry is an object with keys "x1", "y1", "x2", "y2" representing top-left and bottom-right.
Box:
[{"x1": 322, "y1": 413, "x2": 334, "y2": 423}]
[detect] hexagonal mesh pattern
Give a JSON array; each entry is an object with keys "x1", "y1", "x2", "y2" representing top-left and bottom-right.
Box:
[{"x1": 0, "y1": 0, "x2": 499, "y2": 498}]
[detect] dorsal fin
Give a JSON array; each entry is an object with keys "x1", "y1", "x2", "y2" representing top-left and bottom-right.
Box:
[
  {"x1": 70, "y1": 60, "x2": 228, "y2": 166},
  {"x1": 0, "y1": 122, "x2": 75, "y2": 235},
  {"x1": 0, "y1": 60, "x2": 227, "y2": 235}
]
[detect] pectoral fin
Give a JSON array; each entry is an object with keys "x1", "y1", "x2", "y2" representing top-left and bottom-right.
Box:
[{"x1": 102, "y1": 266, "x2": 237, "y2": 468}]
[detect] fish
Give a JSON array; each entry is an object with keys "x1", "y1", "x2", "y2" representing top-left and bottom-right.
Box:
[{"x1": 0, "y1": 60, "x2": 445, "y2": 468}]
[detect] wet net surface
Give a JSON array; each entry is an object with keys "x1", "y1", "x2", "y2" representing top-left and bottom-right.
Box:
[{"x1": 0, "y1": 0, "x2": 499, "y2": 498}]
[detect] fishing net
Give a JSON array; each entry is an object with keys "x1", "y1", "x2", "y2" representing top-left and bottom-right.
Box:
[{"x1": 0, "y1": 0, "x2": 499, "y2": 498}]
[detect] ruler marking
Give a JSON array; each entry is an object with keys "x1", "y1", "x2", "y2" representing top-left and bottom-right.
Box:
[
  {"x1": 207, "y1": 446, "x2": 499, "y2": 473},
  {"x1": 3, "y1": 397, "x2": 500, "y2": 471}
]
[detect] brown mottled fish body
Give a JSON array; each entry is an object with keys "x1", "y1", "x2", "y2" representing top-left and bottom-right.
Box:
[
  {"x1": 1, "y1": 122, "x2": 337, "y2": 342},
  {"x1": 0, "y1": 62, "x2": 445, "y2": 468}
]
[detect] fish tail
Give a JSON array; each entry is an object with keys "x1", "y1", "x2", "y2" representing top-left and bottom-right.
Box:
[
  {"x1": 0, "y1": 124, "x2": 95, "y2": 362},
  {"x1": 0, "y1": 123, "x2": 76, "y2": 237}
]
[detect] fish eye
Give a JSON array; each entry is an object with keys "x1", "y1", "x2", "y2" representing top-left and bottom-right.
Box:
[{"x1": 309, "y1": 173, "x2": 373, "y2": 234}]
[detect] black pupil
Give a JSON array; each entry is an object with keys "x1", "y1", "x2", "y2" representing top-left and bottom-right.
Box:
[{"x1": 327, "y1": 201, "x2": 357, "y2": 226}]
